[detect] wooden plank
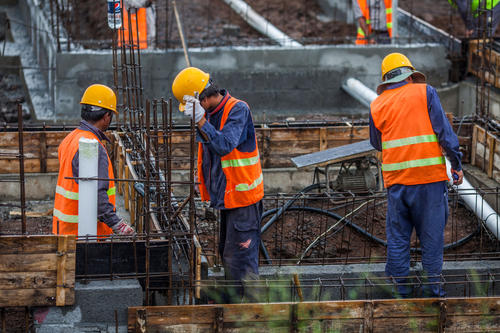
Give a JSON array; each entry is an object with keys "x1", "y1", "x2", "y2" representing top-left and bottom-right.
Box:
[
  {"x1": 0, "y1": 271, "x2": 56, "y2": 289},
  {"x1": 0, "y1": 235, "x2": 58, "y2": 254},
  {"x1": 488, "y1": 135, "x2": 496, "y2": 177},
  {"x1": 471, "y1": 125, "x2": 478, "y2": 167},
  {"x1": 319, "y1": 128, "x2": 327, "y2": 151},
  {"x1": 0, "y1": 289, "x2": 60, "y2": 307},
  {"x1": 128, "y1": 297, "x2": 500, "y2": 332},
  {"x1": 56, "y1": 236, "x2": 68, "y2": 306},
  {"x1": 0, "y1": 253, "x2": 57, "y2": 272}
]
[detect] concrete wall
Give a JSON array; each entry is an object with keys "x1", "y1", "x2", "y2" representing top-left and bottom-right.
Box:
[{"x1": 54, "y1": 44, "x2": 450, "y2": 122}]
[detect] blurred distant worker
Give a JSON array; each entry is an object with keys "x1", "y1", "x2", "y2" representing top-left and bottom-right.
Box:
[
  {"x1": 120, "y1": 0, "x2": 156, "y2": 49},
  {"x1": 172, "y1": 67, "x2": 264, "y2": 303},
  {"x1": 370, "y1": 53, "x2": 463, "y2": 297},
  {"x1": 53, "y1": 84, "x2": 134, "y2": 236},
  {"x1": 353, "y1": 0, "x2": 393, "y2": 44},
  {"x1": 448, "y1": 0, "x2": 500, "y2": 37}
]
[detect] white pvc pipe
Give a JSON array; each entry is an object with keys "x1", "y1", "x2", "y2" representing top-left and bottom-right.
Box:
[
  {"x1": 222, "y1": 0, "x2": 302, "y2": 47},
  {"x1": 342, "y1": 78, "x2": 378, "y2": 108},
  {"x1": 346, "y1": 77, "x2": 500, "y2": 239},
  {"x1": 445, "y1": 159, "x2": 500, "y2": 239},
  {"x1": 78, "y1": 138, "x2": 98, "y2": 236}
]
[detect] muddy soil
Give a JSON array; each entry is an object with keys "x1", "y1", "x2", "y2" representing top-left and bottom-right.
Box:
[
  {"x1": 68, "y1": 0, "x2": 354, "y2": 49},
  {"x1": 0, "y1": 201, "x2": 52, "y2": 235}
]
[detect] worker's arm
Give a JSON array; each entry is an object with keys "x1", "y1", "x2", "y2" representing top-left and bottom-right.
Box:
[
  {"x1": 199, "y1": 102, "x2": 249, "y2": 156},
  {"x1": 426, "y1": 85, "x2": 463, "y2": 171},
  {"x1": 369, "y1": 112, "x2": 383, "y2": 152},
  {"x1": 453, "y1": 0, "x2": 477, "y2": 32},
  {"x1": 72, "y1": 145, "x2": 121, "y2": 227},
  {"x1": 352, "y1": 0, "x2": 371, "y2": 38}
]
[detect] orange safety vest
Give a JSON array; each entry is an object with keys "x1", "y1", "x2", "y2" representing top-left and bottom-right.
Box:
[
  {"x1": 52, "y1": 129, "x2": 116, "y2": 236},
  {"x1": 356, "y1": 0, "x2": 393, "y2": 45},
  {"x1": 118, "y1": 2, "x2": 148, "y2": 49},
  {"x1": 197, "y1": 97, "x2": 264, "y2": 209},
  {"x1": 370, "y1": 83, "x2": 448, "y2": 188}
]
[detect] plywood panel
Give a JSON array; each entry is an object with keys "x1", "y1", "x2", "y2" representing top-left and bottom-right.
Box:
[{"x1": 0, "y1": 235, "x2": 75, "y2": 307}]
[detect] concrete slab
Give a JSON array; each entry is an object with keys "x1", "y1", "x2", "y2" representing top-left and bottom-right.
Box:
[{"x1": 34, "y1": 279, "x2": 142, "y2": 333}]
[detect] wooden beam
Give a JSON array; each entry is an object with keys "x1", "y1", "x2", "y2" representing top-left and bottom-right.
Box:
[
  {"x1": 471, "y1": 125, "x2": 478, "y2": 167},
  {"x1": 128, "y1": 297, "x2": 500, "y2": 332}
]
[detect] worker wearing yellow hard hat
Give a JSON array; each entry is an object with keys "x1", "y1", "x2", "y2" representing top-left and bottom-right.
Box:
[
  {"x1": 370, "y1": 53, "x2": 463, "y2": 298},
  {"x1": 53, "y1": 84, "x2": 135, "y2": 237},
  {"x1": 376, "y1": 52, "x2": 426, "y2": 94},
  {"x1": 172, "y1": 67, "x2": 264, "y2": 302}
]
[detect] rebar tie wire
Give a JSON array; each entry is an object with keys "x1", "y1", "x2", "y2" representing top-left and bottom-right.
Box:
[{"x1": 297, "y1": 199, "x2": 374, "y2": 264}]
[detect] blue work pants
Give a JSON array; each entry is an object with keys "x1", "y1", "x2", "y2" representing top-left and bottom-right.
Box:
[
  {"x1": 219, "y1": 201, "x2": 262, "y2": 302},
  {"x1": 386, "y1": 181, "x2": 448, "y2": 297}
]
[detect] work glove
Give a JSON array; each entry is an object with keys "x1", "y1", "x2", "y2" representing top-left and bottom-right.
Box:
[
  {"x1": 183, "y1": 95, "x2": 205, "y2": 123},
  {"x1": 112, "y1": 220, "x2": 135, "y2": 235}
]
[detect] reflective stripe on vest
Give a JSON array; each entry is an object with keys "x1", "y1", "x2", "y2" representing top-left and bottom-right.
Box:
[
  {"x1": 53, "y1": 208, "x2": 78, "y2": 223},
  {"x1": 221, "y1": 155, "x2": 260, "y2": 168},
  {"x1": 356, "y1": 0, "x2": 393, "y2": 44},
  {"x1": 56, "y1": 185, "x2": 79, "y2": 200},
  {"x1": 107, "y1": 187, "x2": 116, "y2": 196},
  {"x1": 382, "y1": 134, "x2": 438, "y2": 149},
  {"x1": 382, "y1": 156, "x2": 445, "y2": 172},
  {"x1": 235, "y1": 173, "x2": 263, "y2": 192}
]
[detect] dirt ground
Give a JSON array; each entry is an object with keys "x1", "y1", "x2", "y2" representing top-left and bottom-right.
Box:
[
  {"x1": 69, "y1": 0, "x2": 355, "y2": 49},
  {"x1": 0, "y1": 201, "x2": 52, "y2": 235},
  {"x1": 194, "y1": 194, "x2": 499, "y2": 266}
]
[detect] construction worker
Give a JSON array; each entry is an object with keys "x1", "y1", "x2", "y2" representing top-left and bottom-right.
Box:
[
  {"x1": 172, "y1": 67, "x2": 264, "y2": 303},
  {"x1": 448, "y1": 0, "x2": 500, "y2": 37},
  {"x1": 353, "y1": 0, "x2": 393, "y2": 44},
  {"x1": 53, "y1": 84, "x2": 134, "y2": 236},
  {"x1": 120, "y1": 0, "x2": 156, "y2": 49},
  {"x1": 370, "y1": 53, "x2": 463, "y2": 297}
]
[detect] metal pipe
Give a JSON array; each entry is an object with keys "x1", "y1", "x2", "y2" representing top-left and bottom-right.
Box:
[
  {"x1": 344, "y1": 77, "x2": 500, "y2": 239},
  {"x1": 222, "y1": 0, "x2": 302, "y2": 47},
  {"x1": 77, "y1": 138, "x2": 99, "y2": 236}
]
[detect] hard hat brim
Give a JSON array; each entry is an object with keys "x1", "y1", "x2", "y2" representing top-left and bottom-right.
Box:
[{"x1": 376, "y1": 71, "x2": 426, "y2": 95}]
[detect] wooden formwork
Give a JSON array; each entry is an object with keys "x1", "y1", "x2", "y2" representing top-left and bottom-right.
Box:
[
  {"x1": 128, "y1": 297, "x2": 500, "y2": 332},
  {"x1": 0, "y1": 235, "x2": 76, "y2": 307},
  {"x1": 471, "y1": 124, "x2": 500, "y2": 182},
  {"x1": 468, "y1": 39, "x2": 500, "y2": 89}
]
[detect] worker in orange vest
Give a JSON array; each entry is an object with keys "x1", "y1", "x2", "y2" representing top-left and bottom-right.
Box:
[
  {"x1": 370, "y1": 53, "x2": 463, "y2": 297},
  {"x1": 353, "y1": 0, "x2": 393, "y2": 44},
  {"x1": 53, "y1": 84, "x2": 134, "y2": 236},
  {"x1": 119, "y1": 0, "x2": 156, "y2": 49},
  {"x1": 172, "y1": 67, "x2": 264, "y2": 303}
]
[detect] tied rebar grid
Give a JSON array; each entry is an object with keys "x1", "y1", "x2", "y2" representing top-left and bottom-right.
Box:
[
  {"x1": 260, "y1": 189, "x2": 500, "y2": 266},
  {"x1": 191, "y1": 188, "x2": 500, "y2": 268},
  {"x1": 108, "y1": 9, "x2": 198, "y2": 305},
  {"x1": 200, "y1": 272, "x2": 500, "y2": 302}
]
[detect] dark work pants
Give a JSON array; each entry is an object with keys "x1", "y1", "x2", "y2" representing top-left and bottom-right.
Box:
[
  {"x1": 219, "y1": 200, "x2": 262, "y2": 303},
  {"x1": 386, "y1": 181, "x2": 448, "y2": 297}
]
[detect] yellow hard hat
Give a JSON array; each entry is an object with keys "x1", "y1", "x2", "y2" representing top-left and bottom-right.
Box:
[
  {"x1": 80, "y1": 84, "x2": 118, "y2": 114},
  {"x1": 377, "y1": 53, "x2": 426, "y2": 95},
  {"x1": 381, "y1": 53, "x2": 416, "y2": 80},
  {"x1": 172, "y1": 67, "x2": 210, "y2": 111}
]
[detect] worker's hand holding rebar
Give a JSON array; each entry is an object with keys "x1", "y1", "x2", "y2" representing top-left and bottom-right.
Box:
[
  {"x1": 112, "y1": 220, "x2": 136, "y2": 236},
  {"x1": 183, "y1": 95, "x2": 205, "y2": 123}
]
